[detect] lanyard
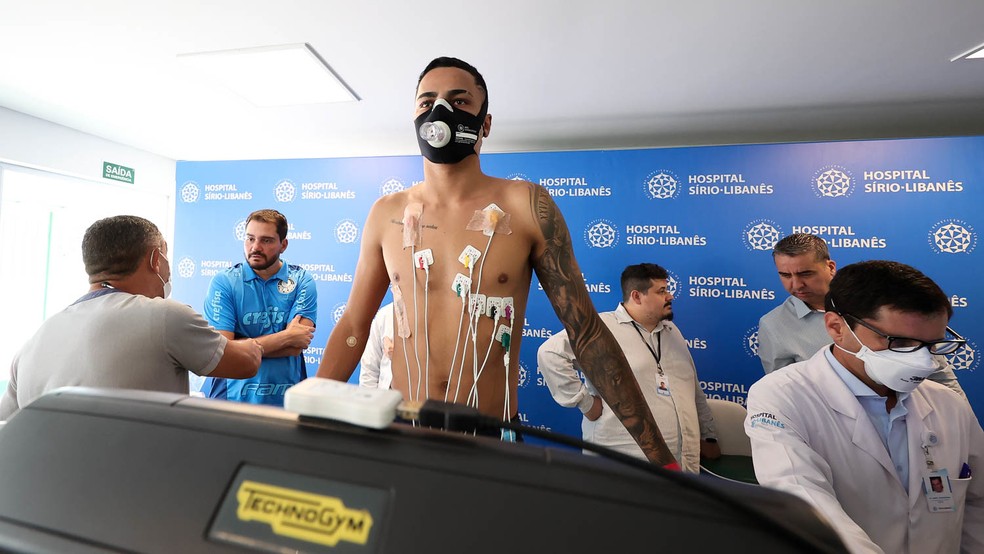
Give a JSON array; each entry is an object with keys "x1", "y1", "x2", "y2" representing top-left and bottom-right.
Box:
[{"x1": 632, "y1": 322, "x2": 664, "y2": 376}]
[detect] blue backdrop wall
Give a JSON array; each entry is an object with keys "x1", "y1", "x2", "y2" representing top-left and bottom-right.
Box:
[{"x1": 174, "y1": 135, "x2": 983, "y2": 441}]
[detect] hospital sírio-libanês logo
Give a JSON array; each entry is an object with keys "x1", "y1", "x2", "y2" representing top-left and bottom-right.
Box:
[
  {"x1": 812, "y1": 165, "x2": 854, "y2": 198},
  {"x1": 584, "y1": 219, "x2": 619, "y2": 249},
  {"x1": 380, "y1": 177, "x2": 405, "y2": 197},
  {"x1": 273, "y1": 179, "x2": 296, "y2": 203},
  {"x1": 334, "y1": 220, "x2": 360, "y2": 244},
  {"x1": 332, "y1": 303, "x2": 347, "y2": 325},
  {"x1": 180, "y1": 181, "x2": 200, "y2": 203},
  {"x1": 507, "y1": 173, "x2": 531, "y2": 182},
  {"x1": 177, "y1": 257, "x2": 196, "y2": 279},
  {"x1": 946, "y1": 338, "x2": 978, "y2": 372},
  {"x1": 743, "y1": 326, "x2": 760, "y2": 358},
  {"x1": 643, "y1": 170, "x2": 681, "y2": 200},
  {"x1": 518, "y1": 362, "x2": 530, "y2": 389},
  {"x1": 743, "y1": 219, "x2": 783, "y2": 251},
  {"x1": 929, "y1": 219, "x2": 976, "y2": 254},
  {"x1": 234, "y1": 219, "x2": 247, "y2": 241},
  {"x1": 665, "y1": 269, "x2": 681, "y2": 299}
]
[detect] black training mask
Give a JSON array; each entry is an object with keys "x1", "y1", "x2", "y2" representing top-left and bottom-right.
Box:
[{"x1": 414, "y1": 98, "x2": 486, "y2": 164}]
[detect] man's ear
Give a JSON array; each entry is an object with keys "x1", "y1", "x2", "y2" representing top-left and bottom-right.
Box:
[
  {"x1": 149, "y1": 248, "x2": 161, "y2": 272},
  {"x1": 824, "y1": 311, "x2": 846, "y2": 343},
  {"x1": 482, "y1": 113, "x2": 492, "y2": 138},
  {"x1": 280, "y1": 239, "x2": 288, "y2": 253}
]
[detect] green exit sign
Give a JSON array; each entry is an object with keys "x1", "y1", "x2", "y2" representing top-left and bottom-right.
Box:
[{"x1": 103, "y1": 162, "x2": 134, "y2": 184}]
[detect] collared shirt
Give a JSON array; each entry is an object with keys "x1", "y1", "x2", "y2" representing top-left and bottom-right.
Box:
[
  {"x1": 757, "y1": 295, "x2": 830, "y2": 374},
  {"x1": 360, "y1": 303, "x2": 393, "y2": 389},
  {"x1": 824, "y1": 347, "x2": 911, "y2": 486},
  {"x1": 537, "y1": 303, "x2": 716, "y2": 472}
]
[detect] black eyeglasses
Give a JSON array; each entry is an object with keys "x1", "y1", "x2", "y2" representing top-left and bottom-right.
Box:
[{"x1": 842, "y1": 313, "x2": 966, "y2": 355}]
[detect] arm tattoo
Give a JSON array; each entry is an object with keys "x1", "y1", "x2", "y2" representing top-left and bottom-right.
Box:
[{"x1": 529, "y1": 185, "x2": 674, "y2": 465}]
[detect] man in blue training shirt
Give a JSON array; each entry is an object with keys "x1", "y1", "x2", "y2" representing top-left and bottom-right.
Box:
[{"x1": 203, "y1": 209, "x2": 318, "y2": 406}]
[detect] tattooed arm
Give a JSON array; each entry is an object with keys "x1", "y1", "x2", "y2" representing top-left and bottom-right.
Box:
[{"x1": 527, "y1": 183, "x2": 677, "y2": 466}]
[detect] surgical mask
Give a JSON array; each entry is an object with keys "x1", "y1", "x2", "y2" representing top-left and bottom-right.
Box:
[
  {"x1": 155, "y1": 248, "x2": 172, "y2": 299},
  {"x1": 414, "y1": 98, "x2": 485, "y2": 164},
  {"x1": 836, "y1": 325, "x2": 939, "y2": 393}
]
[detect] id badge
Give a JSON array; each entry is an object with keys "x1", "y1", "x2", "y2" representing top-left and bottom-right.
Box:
[
  {"x1": 923, "y1": 468, "x2": 955, "y2": 513},
  {"x1": 657, "y1": 376, "x2": 671, "y2": 396}
]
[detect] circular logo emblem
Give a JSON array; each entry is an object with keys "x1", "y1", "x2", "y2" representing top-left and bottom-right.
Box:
[
  {"x1": 177, "y1": 257, "x2": 196, "y2": 279},
  {"x1": 234, "y1": 219, "x2": 247, "y2": 241},
  {"x1": 946, "y1": 339, "x2": 978, "y2": 372},
  {"x1": 743, "y1": 327, "x2": 760, "y2": 358},
  {"x1": 332, "y1": 303, "x2": 347, "y2": 324},
  {"x1": 180, "y1": 181, "x2": 200, "y2": 203},
  {"x1": 584, "y1": 219, "x2": 619, "y2": 248},
  {"x1": 518, "y1": 362, "x2": 530, "y2": 388},
  {"x1": 380, "y1": 177, "x2": 405, "y2": 196},
  {"x1": 335, "y1": 220, "x2": 360, "y2": 244},
  {"x1": 278, "y1": 278, "x2": 296, "y2": 294},
  {"x1": 644, "y1": 170, "x2": 681, "y2": 200},
  {"x1": 743, "y1": 219, "x2": 783, "y2": 251},
  {"x1": 813, "y1": 165, "x2": 854, "y2": 198},
  {"x1": 929, "y1": 219, "x2": 977, "y2": 254},
  {"x1": 274, "y1": 179, "x2": 296, "y2": 203},
  {"x1": 665, "y1": 269, "x2": 681, "y2": 298}
]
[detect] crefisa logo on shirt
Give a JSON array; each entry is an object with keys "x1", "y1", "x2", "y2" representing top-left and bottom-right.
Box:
[
  {"x1": 334, "y1": 220, "x2": 360, "y2": 244},
  {"x1": 929, "y1": 219, "x2": 977, "y2": 254},
  {"x1": 380, "y1": 177, "x2": 405, "y2": 197},
  {"x1": 180, "y1": 181, "x2": 201, "y2": 203},
  {"x1": 946, "y1": 338, "x2": 978, "y2": 372},
  {"x1": 743, "y1": 326, "x2": 760, "y2": 358},
  {"x1": 584, "y1": 218, "x2": 619, "y2": 249},
  {"x1": 742, "y1": 219, "x2": 783, "y2": 251},
  {"x1": 643, "y1": 170, "x2": 681, "y2": 200},
  {"x1": 273, "y1": 179, "x2": 296, "y2": 203},
  {"x1": 812, "y1": 165, "x2": 855, "y2": 198},
  {"x1": 177, "y1": 257, "x2": 196, "y2": 279}
]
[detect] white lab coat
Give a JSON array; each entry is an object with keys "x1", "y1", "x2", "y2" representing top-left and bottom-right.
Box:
[{"x1": 745, "y1": 349, "x2": 984, "y2": 554}]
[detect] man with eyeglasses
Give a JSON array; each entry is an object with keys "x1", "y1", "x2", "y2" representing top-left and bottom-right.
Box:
[
  {"x1": 757, "y1": 233, "x2": 964, "y2": 396},
  {"x1": 746, "y1": 260, "x2": 983, "y2": 553}
]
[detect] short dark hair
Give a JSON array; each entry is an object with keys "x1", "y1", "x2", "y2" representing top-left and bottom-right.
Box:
[
  {"x1": 824, "y1": 260, "x2": 952, "y2": 324},
  {"x1": 773, "y1": 233, "x2": 830, "y2": 262},
  {"x1": 246, "y1": 209, "x2": 289, "y2": 241},
  {"x1": 417, "y1": 56, "x2": 489, "y2": 117},
  {"x1": 620, "y1": 263, "x2": 669, "y2": 302},
  {"x1": 82, "y1": 215, "x2": 162, "y2": 283}
]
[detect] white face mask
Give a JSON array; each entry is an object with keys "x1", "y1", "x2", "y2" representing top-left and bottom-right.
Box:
[
  {"x1": 155, "y1": 248, "x2": 172, "y2": 299},
  {"x1": 836, "y1": 324, "x2": 939, "y2": 393}
]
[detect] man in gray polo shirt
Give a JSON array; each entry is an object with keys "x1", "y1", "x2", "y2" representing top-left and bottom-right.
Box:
[
  {"x1": 1, "y1": 215, "x2": 263, "y2": 419},
  {"x1": 757, "y1": 233, "x2": 963, "y2": 394}
]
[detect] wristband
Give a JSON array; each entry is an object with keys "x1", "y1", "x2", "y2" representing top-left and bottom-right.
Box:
[{"x1": 662, "y1": 462, "x2": 681, "y2": 471}]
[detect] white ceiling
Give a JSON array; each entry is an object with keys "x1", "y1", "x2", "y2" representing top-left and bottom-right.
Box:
[{"x1": 1, "y1": 0, "x2": 983, "y2": 162}]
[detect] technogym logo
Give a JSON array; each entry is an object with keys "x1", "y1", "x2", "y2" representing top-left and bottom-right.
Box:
[
  {"x1": 946, "y1": 339, "x2": 978, "y2": 372},
  {"x1": 180, "y1": 181, "x2": 200, "y2": 203},
  {"x1": 643, "y1": 170, "x2": 681, "y2": 200},
  {"x1": 584, "y1": 219, "x2": 619, "y2": 248},
  {"x1": 743, "y1": 326, "x2": 760, "y2": 358},
  {"x1": 929, "y1": 219, "x2": 976, "y2": 254},
  {"x1": 334, "y1": 220, "x2": 360, "y2": 244},
  {"x1": 813, "y1": 165, "x2": 855, "y2": 198},
  {"x1": 274, "y1": 179, "x2": 296, "y2": 203},
  {"x1": 177, "y1": 257, "x2": 196, "y2": 279},
  {"x1": 743, "y1": 219, "x2": 783, "y2": 251},
  {"x1": 380, "y1": 177, "x2": 405, "y2": 196}
]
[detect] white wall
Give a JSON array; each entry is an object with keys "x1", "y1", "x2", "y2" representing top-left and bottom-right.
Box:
[{"x1": 0, "y1": 105, "x2": 176, "y2": 237}]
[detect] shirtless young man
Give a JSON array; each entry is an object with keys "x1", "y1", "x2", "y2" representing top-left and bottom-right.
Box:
[{"x1": 317, "y1": 57, "x2": 675, "y2": 466}]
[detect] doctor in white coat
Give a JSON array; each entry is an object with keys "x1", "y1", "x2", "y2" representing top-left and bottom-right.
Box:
[{"x1": 746, "y1": 260, "x2": 984, "y2": 554}]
